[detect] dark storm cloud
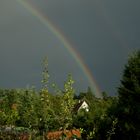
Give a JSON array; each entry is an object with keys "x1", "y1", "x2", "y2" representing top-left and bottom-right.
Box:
[
  {"x1": 0, "y1": 0, "x2": 89, "y2": 92},
  {"x1": 0, "y1": 0, "x2": 140, "y2": 95},
  {"x1": 34, "y1": 0, "x2": 140, "y2": 94}
]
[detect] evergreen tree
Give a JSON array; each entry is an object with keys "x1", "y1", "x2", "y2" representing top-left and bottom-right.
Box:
[{"x1": 116, "y1": 50, "x2": 140, "y2": 139}]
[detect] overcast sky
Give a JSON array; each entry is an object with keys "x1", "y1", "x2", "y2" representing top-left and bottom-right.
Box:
[{"x1": 0, "y1": 0, "x2": 140, "y2": 95}]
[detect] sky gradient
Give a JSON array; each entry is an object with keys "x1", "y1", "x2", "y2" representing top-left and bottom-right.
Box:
[{"x1": 0, "y1": 0, "x2": 140, "y2": 96}]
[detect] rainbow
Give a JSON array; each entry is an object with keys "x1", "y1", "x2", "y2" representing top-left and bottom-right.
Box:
[{"x1": 16, "y1": 0, "x2": 102, "y2": 98}]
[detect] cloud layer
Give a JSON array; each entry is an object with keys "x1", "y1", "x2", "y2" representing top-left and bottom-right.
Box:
[{"x1": 0, "y1": 0, "x2": 139, "y2": 95}]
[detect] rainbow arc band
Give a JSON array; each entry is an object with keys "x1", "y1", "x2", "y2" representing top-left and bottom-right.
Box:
[{"x1": 16, "y1": 0, "x2": 102, "y2": 98}]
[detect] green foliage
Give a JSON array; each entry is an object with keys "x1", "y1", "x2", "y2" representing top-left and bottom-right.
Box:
[
  {"x1": 0, "y1": 51, "x2": 139, "y2": 139},
  {"x1": 18, "y1": 88, "x2": 39, "y2": 128},
  {"x1": 57, "y1": 75, "x2": 76, "y2": 129},
  {"x1": 114, "y1": 50, "x2": 140, "y2": 139},
  {"x1": 0, "y1": 89, "x2": 20, "y2": 126},
  {"x1": 73, "y1": 88, "x2": 118, "y2": 140},
  {"x1": 41, "y1": 57, "x2": 50, "y2": 91}
]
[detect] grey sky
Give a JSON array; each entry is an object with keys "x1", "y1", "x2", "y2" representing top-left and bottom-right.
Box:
[{"x1": 0, "y1": 0, "x2": 140, "y2": 95}]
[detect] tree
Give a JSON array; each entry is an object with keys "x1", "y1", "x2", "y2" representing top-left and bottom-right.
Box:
[
  {"x1": 17, "y1": 88, "x2": 39, "y2": 129},
  {"x1": 0, "y1": 89, "x2": 20, "y2": 127},
  {"x1": 59, "y1": 75, "x2": 76, "y2": 129},
  {"x1": 73, "y1": 88, "x2": 117, "y2": 140},
  {"x1": 116, "y1": 50, "x2": 140, "y2": 139},
  {"x1": 39, "y1": 57, "x2": 53, "y2": 132}
]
